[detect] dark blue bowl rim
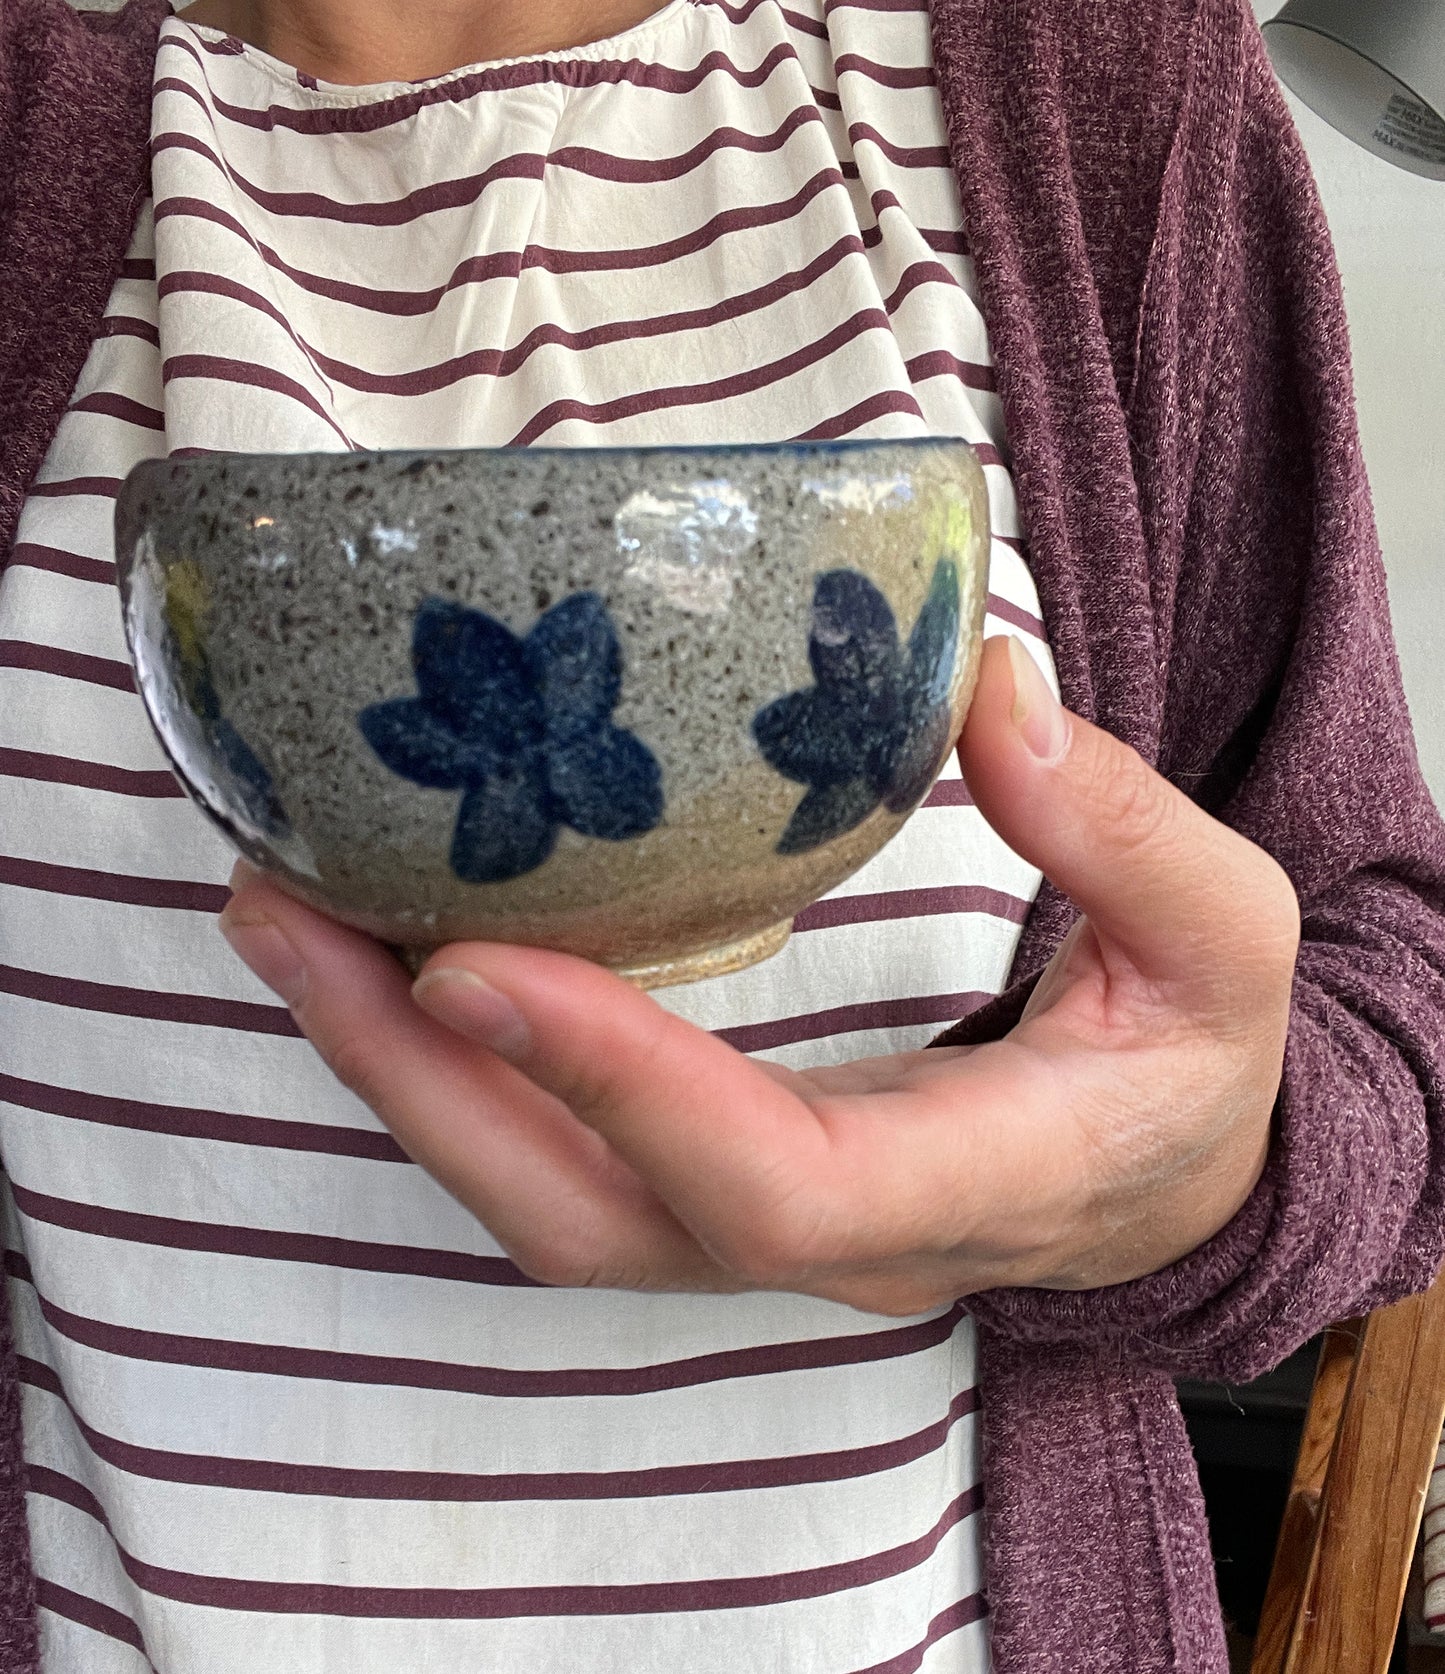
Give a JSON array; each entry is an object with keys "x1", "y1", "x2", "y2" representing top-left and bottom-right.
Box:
[{"x1": 124, "y1": 435, "x2": 976, "y2": 470}]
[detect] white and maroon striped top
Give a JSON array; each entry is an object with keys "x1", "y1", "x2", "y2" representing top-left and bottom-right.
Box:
[{"x1": 1, "y1": 2, "x2": 1058, "y2": 1668}]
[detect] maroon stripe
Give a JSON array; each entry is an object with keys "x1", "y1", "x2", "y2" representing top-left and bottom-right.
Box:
[
  {"x1": 924, "y1": 227, "x2": 968, "y2": 256},
  {"x1": 986, "y1": 592, "x2": 1046, "y2": 636},
  {"x1": 33, "y1": 1578, "x2": 155, "y2": 1665},
  {"x1": 0, "y1": 748, "x2": 181, "y2": 799},
  {"x1": 706, "y1": 0, "x2": 830, "y2": 38},
  {"x1": 157, "y1": 245, "x2": 960, "y2": 411},
  {"x1": 525, "y1": 166, "x2": 846, "y2": 277},
  {"x1": 118, "y1": 258, "x2": 156, "y2": 281},
  {"x1": 0, "y1": 1069, "x2": 409, "y2": 1165},
  {"x1": 847, "y1": 1594, "x2": 989, "y2": 1674},
  {"x1": 547, "y1": 106, "x2": 832, "y2": 183},
  {"x1": 796, "y1": 388, "x2": 924, "y2": 440},
  {"x1": 863, "y1": 198, "x2": 967, "y2": 261},
  {"x1": 902, "y1": 349, "x2": 996, "y2": 392},
  {"x1": 312, "y1": 236, "x2": 867, "y2": 389},
  {"x1": 5, "y1": 1250, "x2": 965, "y2": 1397},
  {"x1": 154, "y1": 194, "x2": 488, "y2": 319},
  {"x1": 0, "y1": 965, "x2": 300, "y2": 1036},
  {"x1": 153, "y1": 66, "x2": 228, "y2": 122},
  {"x1": 994, "y1": 532, "x2": 1025, "y2": 553},
  {"x1": 847, "y1": 122, "x2": 952, "y2": 170},
  {"x1": 154, "y1": 104, "x2": 833, "y2": 221},
  {"x1": 144, "y1": 198, "x2": 460, "y2": 315},
  {"x1": 10, "y1": 1179, "x2": 540, "y2": 1290},
  {"x1": 160, "y1": 269, "x2": 316, "y2": 364},
  {"x1": 69, "y1": 392, "x2": 166, "y2": 433},
  {"x1": 794, "y1": 885, "x2": 1028, "y2": 933},
  {"x1": 99, "y1": 315, "x2": 162, "y2": 348},
  {"x1": 21, "y1": 1355, "x2": 978, "y2": 1501},
  {"x1": 835, "y1": 52, "x2": 935, "y2": 88},
  {"x1": 780, "y1": 2, "x2": 831, "y2": 38},
  {"x1": 7, "y1": 544, "x2": 113, "y2": 585},
  {"x1": 716, "y1": 991, "x2": 988, "y2": 1054},
  {"x1": 148, "y1": 271, "x2": 357, "y2": 460},
  {"x1": 162, "y1": 356, "x2": 353, "y2": 447},
  {"x1": 511, "y1": 303, "x2": 892, "y2": 445},
  {"x1": 25, "y1": 1453, "x2": 982, "y2": 1616},
  {"x1": 971, "y1": 440, "x2": 1005, "y2": 469},
  {"x1": 153, "y1": 128, "x2": 546, "y2": 225},
  {"x1": 0, "y1": 640, "x2": 135, "y2": 693},
  {"x1": 0, "y1": 856, "x2": 228, "y2": 912},
  {"x1": 160, "y1": 34, "x2": 807, "y2": 135},
  {"x1": 883, "y1": 259, "x2": 962, "y2": 313},
  {"x1": 161, "y1": 234, "x2": 918, "y2": 402},
  {"x1": 26, "y1": 1463, "x2": 105, "y2": 1526},
  {"x1": 158, "y1": 166, "x2": 857, "y2": 314},
  {"x1": 25, "y1": 477, "x2": 122, "y2": 501},
  {"x1": 922, "y1": 778, "x2": 973, "y2": 807}
]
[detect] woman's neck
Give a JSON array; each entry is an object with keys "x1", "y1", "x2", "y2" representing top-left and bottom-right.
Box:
[{"x1": 175, "y1": 0, "x2": 672, "y2": 83}]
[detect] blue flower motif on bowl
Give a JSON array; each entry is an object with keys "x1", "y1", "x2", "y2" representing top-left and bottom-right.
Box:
[
  {"x1": 159, "y1": 561, "x2": 291, "y2": 838},
  {"x1": 753, "y1": 558, "x2": 961, "y2": 854},
  {"x1": 197, "y1": 675, "x2": 292, "y2": 839},
  {"x1": 360, "y1": 594, "x2": 664, "y2": 885}
]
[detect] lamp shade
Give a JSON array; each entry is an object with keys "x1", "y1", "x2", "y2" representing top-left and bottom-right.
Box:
[{"x1": 1263, "y1": 0, "x2": 1445, "y2": 178}]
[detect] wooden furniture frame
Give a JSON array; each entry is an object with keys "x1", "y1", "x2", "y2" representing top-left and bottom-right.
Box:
[{"x1": 1251, "y1": 1272, "x2": 1445, "y2": 1674}]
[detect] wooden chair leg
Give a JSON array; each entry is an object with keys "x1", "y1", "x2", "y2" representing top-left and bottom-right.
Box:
[
  {"x1": 1251, "y1": 1320, "x2": 1364, "y2": 1674},
  {"x1": 1251, "y1": 1278, "x2": 1445, "y2": 1674}
]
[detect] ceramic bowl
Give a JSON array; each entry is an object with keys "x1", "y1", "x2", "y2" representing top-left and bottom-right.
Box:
[{"x1": 115, "y1": 440, "x2": 990, "y2": 987}]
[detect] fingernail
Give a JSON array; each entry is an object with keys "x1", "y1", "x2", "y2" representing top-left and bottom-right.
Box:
[
  {"x1": 228, "y1": 857, "x2": 261, "y2": 894},
  {"x1": 218, "y1": 905, "x2": 307, "y2": 1007},
  {"x1": 1007, "y1": 636, "x2": 1069, "y2": 762},
  {"x1": 413, "y1": 968, "x2": 532, "y2": 1060}
]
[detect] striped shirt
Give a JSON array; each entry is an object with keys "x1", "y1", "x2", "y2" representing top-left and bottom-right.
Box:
[{"x1": 1, "y1": 1, "x2": 1057, "y2": 1668}]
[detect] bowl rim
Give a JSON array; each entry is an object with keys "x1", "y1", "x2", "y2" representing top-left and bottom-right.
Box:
[{"x1": 123, "y1": 434, "x2": 978, "y2": 467}]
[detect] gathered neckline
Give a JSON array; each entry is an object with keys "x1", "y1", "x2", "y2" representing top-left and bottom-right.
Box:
[{"x1": 170, "y1": 0, "x2": 700, "y2": 103}]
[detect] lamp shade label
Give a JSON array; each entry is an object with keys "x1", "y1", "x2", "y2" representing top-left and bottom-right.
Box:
[{"x1": 1373, "y1": 93, "x2": 1445, "y2": 167}]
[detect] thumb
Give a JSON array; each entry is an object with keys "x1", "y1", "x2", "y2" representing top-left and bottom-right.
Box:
[{"x1": 958, "y1": 636, "x2": 1299, "y2": 994}]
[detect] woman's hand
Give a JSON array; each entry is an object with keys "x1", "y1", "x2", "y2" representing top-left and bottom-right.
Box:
[{"x1": 219, "y1": 637, "x2": 1300, "y2": 1315}]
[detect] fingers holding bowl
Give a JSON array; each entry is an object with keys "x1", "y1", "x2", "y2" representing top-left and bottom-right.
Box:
[{"x1": 218, "y1": 871, "x2": 733, "y2": 1291}]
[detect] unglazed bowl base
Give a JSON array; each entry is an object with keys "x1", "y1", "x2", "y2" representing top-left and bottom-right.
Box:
[
  {"x1": 614, "y1": 919, "x2": 793, "y2": 990},
  {"x1": 392, "y1": 918, "x2": 793, "y2": 989}
]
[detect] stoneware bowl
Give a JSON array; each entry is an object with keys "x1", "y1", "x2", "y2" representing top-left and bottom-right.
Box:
[{"x1": 115, "y1": 440, "x2": 990, "y2": 987}]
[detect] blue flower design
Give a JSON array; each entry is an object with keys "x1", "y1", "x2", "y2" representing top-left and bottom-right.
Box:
[
  {"x1": 159, "y1": 557, "x2": 291, "y2": 837},
  {"x1": 360, "y1": 594, "x2": 664, "y2": 885},
  {"x1": 177, "y1": 656, "x2": 291, "y2": 838},
  {"x1": 202, "y1": 686, "x2": 291, "y2": 838},
  {"x1": 753, "y1": 559, "x2": 961, "y2": 854}
]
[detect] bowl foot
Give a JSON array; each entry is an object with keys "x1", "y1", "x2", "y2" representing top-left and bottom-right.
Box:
[
  {"x1": 391, "y1": 919, "x2": 793, "y2": 989},
  {"x1": 613, "y1": 920, "x2": 793, "y2": 990}
]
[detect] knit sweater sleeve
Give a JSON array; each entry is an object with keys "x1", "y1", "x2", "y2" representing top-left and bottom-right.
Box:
[
  {"x1": 961, "y1": 1, "x2": 1445, "y2": 1382},
  {"x1": 0, "y1": 0, "x2": 165, "y2": 565}
]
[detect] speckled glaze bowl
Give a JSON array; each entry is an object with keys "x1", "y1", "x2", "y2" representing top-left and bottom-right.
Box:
[{"x1": 116, "y1": 440, "x2": 990, "y2": 987}]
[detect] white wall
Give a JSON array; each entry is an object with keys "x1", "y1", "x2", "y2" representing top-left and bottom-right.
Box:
[{"x1": 1252, "y1": 0, "x2": 1445, "y2": 799}]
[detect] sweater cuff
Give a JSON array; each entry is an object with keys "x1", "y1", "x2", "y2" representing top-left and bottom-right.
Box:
[{"x1": 936, "y1": 974, "x2": 1418, "y2": 1383}]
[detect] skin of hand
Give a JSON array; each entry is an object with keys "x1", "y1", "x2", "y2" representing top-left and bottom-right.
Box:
[{"x1": 219, "y1": 636, "x2": 1300, "y2": 1317}]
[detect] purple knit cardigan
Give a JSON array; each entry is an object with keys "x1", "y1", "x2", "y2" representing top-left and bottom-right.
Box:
[{"x1": 5, "y1": 0, "x2": 1445, "y2": 1668}]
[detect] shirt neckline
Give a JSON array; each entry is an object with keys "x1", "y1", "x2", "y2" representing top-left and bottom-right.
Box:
[{"x1": 169, "y1": 0, "x2": 701, "y2": 102}]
